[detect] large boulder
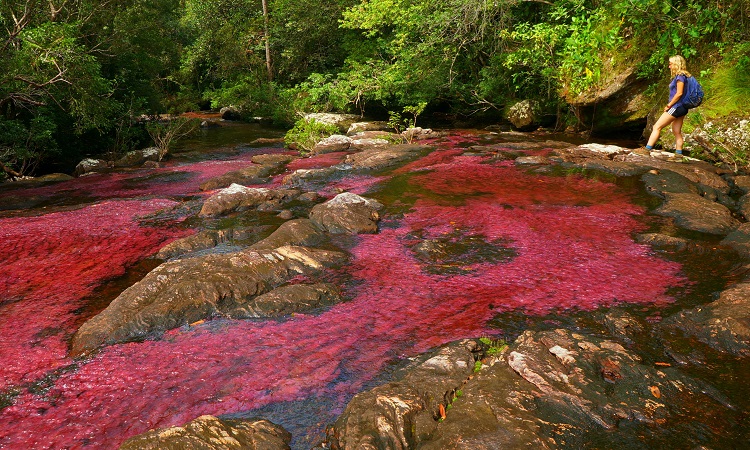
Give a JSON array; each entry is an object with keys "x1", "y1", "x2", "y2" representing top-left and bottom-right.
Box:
[
  {"x1": 74, "y1": 158, "x2": 111, "y2": 177},
  {"x1": 249, "y1": 218, "x2": 327, "y2": 251},
  {"x1": 506, "y1": 100, "x2": 540, "y2": 131},
  {"x1": 199, "y1": 184, "x2": 300, "y2": 217},
  {"x1": 654, "y1": 192, "x2": 739, "y2": 235},
  {"x1": 309, "y1": 193, "x2": 383, "y2": 234},
  {"x1": 312, "y1": 135, "x2": 352, "y2": 154},
  {"x1": 71, "y1": 245, "x2": 346, "y2": 355},
  {"x1": 326, "y1": 341, "x2": 478, "y2": 450},
  {"x1": 220, "y1": 106, "x2": 243, "y2": 120},
  {"x1": 199, "y1": 165, "x2": 273, "y2": 191},
  {"x1": 114, "y1": 147, "x2": 160, "y2": 167},
  {"x1": 119, "y1": 415, "x2": 291, "y2": 450},
  {"x1": 347, "y1": 121, "x2": 390, "y2": 135}
]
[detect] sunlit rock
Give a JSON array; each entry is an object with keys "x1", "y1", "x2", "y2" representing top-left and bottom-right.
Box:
[
  {"x1": 74, "y1": 158, "x2": 110, "y2": 177},
  {"x1": 119, "y1": 415, "x2": 291, "y2": 450},
  {"x1": 347, "y1": 121, "x2": 390, "y2": 135},
  {"x1": 250, "y1": 153, "x2": 295, "y2": 167},
  {"x1": 199, "y1": 184, "x2": 300, "y2": 217},
  {"x1": 220, "y1": 106, "x2": 243, "y2": 120},
  {"x1": 309, "y1": 193, "x2": 383, "y2": 234},
  {"x1": 312, "y1": 134, "x2": 352, "y2": 154},
  {"x1": 249, "y1": 218, "x2": 327, "y2": 251},
  {"x1": 506, "y1": 99, "x2": 540, "y2": 131},
  {"x1": 71, "y1": 245, "x2": 346, "y2": 355},
  {"x1": 350, "y1": 138, "x2": 390, "y2": 151},
  {"x1": 199, "y1": 164, "x2": 272, "y2": 191},
  {"x1": 655, "y1": 192, "x2": 739, "y2": 235},
  {"x1": 343, "y1": 144, "x2": 427, "y2": 171},
  {"x1": 114, "y1": 147, "x2": 160, "y2": 168}
]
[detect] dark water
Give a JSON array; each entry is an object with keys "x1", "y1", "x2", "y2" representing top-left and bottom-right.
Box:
[{"x1": 0, "y1": 124, "x2": 745, "y2": 449}]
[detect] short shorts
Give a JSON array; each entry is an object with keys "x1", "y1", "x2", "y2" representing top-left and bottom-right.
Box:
[{"x1": 667, "y1": 104, "x2": 689, "y2": 118}]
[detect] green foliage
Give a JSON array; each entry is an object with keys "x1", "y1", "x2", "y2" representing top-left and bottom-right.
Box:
[
  {"x1": 479, "y1": 336, "x2": 508, "y2": 357},
  {"x1": 284, "y1": 118, "x2": 339, "y2": 155},
  {"x1": 388, "y1": 102, "x2": 426, "y2": 143},
  {"x1": 0, "y1": 115, "x2": 60, "y2": 176}
]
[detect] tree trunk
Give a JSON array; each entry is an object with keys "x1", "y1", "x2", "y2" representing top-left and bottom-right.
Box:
[
  {"x1": 262, "y1": 0, "x2": 272, "y2": 81},
  {"x1": 1, "y1": 160, "x2": 22, "y2": 178}
]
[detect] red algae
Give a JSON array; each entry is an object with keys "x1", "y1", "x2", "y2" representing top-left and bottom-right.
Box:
[
  {"x1": 0, "y1": 199, "x2": 188, "y2": 390},
  {"x1": 285, "y1": 152, "x2": 348, "y2": 171},
  {"x1": 0, "y1": 133, "x2": 686, "y2": 449}
]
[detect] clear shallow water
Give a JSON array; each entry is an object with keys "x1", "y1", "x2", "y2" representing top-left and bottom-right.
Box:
[{"x1": 0, "y1": 126, "x2": 736, "y2": 449}]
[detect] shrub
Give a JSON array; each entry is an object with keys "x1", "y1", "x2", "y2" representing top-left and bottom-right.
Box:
[{"x1": 284, "y1": 118, "x2": 339, "y2": 155}]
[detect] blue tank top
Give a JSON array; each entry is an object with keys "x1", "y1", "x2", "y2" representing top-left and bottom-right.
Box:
[{"x1": 669, "y1": 74, "x2": 688, "y2": 107}]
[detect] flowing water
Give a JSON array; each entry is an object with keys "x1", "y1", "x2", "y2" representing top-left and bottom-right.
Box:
[{"x1": 0, "y1": 123, "x2": 744, "y2": 448}]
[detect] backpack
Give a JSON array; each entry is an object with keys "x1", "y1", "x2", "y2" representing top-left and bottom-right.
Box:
[{"x1": 683, "y1": 75, "x2": 704, "y2": 108}]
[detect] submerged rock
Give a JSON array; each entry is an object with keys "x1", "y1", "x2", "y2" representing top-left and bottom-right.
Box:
[
  {"x1": 71, "y1": 246, "x2": 346, "y2": 355},
  {"x1": 119, "y1": 415, "x2": 291, "y2": 450},
  {"x1": 309, "y1": 193, "x2": 383, "y2": 234}
]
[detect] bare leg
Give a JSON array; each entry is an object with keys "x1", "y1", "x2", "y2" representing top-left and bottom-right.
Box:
[
  {"x1": 672, "y1": 115, "x2": 686, "y2": 150},
  {"x1": 647, "y1": 111, "x2": 677, "y2": 148}
]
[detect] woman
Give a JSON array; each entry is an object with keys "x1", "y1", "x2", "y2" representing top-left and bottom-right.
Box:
[{"x1": 645, "y1": 55, "x2": 692, "y2": 155}]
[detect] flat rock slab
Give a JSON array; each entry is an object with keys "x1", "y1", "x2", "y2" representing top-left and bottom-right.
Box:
[
  {"x1": 330, "y1": 329, "x2": 737, "y2": 449},
  {"x1": 343, "y1": 144, "x2": 427, "y2": 171},
  {"x1": 119, "y1": 415, "x2": 291, "y2": 450},
  {"x1": 654, "y1": 192, "x2": 739, "y2": 235},
  {"x1": 199, "y1": 184, "x2": 300, "y2": 217},
  {"x1": 199, "y1": 164, "x2": 272, "y2": 191},
  {"x1": 309, "y1": 193, "x2": 383, "y2": 234},
  {"x1": 661, "y1": 280, "x2": 750, "y2": 358},
  {"x1": 249, "y1": 218, "x2": 327, "y2": 251},
  {"x1": 71, "y1": 246, "x2": 346, "y2": 355},
  {"x1": 721, "y1": 222, "x2": 750, "y2": 258}
]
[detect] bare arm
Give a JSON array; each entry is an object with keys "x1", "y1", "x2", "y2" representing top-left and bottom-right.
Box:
[{"x1": 665, "y1": 81, "x2": 685, "y2": 111}]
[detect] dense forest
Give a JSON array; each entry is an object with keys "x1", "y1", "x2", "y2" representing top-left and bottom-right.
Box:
[{"x1": 1, "y1": 0, "x2": 749, "y2": 178}]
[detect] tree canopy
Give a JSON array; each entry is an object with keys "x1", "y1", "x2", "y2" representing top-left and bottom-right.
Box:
[{"x1": 2, "y1": 0, "x2": 749, "y2": 178}]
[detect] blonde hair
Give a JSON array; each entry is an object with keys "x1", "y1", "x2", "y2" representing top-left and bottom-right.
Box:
[{"x1": 669, "y1": 55, "x2": 692, "y2": 77}]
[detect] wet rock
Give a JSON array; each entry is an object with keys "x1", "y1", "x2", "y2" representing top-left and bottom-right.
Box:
[
  {"x1": 227, "y1": 283, "x2": 340, "y2": 318},
  {"x1": 641, "y1": 170, "x2": 698, "y2": 198},
  {"x1": 249, "y1": 219, "x2": 327, "y2": 251},
  {"x1": 282, "y1": 167, "x2": 340, "y2": 188},
  {"x1": 304, "y1": 113, "x2": 360, "y2": 133},
  {"x1": 156, "y1": 229, "x2": 236, "y2": 259},
  {"x1": 506, "y1": 99, "x2": 540, "y2": 131},
  {"x1": 199, "y1": 184, "x2": 300, "y2": 217},
  {"x1": 635, "y1": 233, "x2": 689, "y2": 251},
  {"x1": 119, "y1": 415, "x2": 291, "y2": 450},
  {"x1": 141, "y1": 161, "x2": 160, "y2": 169},
  {"x1": 737, "y1": 194, "x2": 750, "y2": 221},
  {"x1": 309, "y1": 193, "x2": 383, "y2": 234},
  {"x1": 277, "y1": 209, "x2": 294, "y2": 220},
  {"x1": 514, "y1": 155, "x2": 549, "y2": 165},
  {"x1": 71, "y1": 245, "x2": 346, "y2": 355},
  {"x1": 731, "y1": 175, "x2": 750, "y2": 194},
  {"x1": 599, "y1": 308, "x2": 646, "y2": 345},
  {"x1": 74, "y1": 158, "x2": 111, "y2": 177},
  {"x1": 662, "y1": 280, "x2": 750, "y2": 357},
  {"x1": 343, "y1": 144, "x2": 427, "y2": 171},
  {"x1": 250, "y1": 153, "x2": 295, "y2": 167},
  {"x1": 721, "y1": 223, "x2": 750, "y2": 259},
  {"x1": 312, "y1": 135, "x2": 352, "y2": 154},
  {"x1": 654, "y1": 192, "x2": 739, "y2": 235},
  {"x1": 249, "y1": 137, "x2": 285, "y2": 146},
  {"x1": 199, "y1": 164, "x2": 272, "y2": 191},
  {"x1": 326, "y1": 341, "x2": 477, "y2": 450},
  {"x1": 347, "y1": 121, "x2": 390, "y2": 135},
  {"x1": 200, "y1": 120, "x2": 220, "y2": 128},
  {"x1": 220, "y1": 106, "x2": 243, "y2": 120},
  {"x1": 115, "y1": 147, "x2": 160, "y2": 168},
  {"x1": 413, "y1": 329, "x2": 732, "y2": 449}
]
